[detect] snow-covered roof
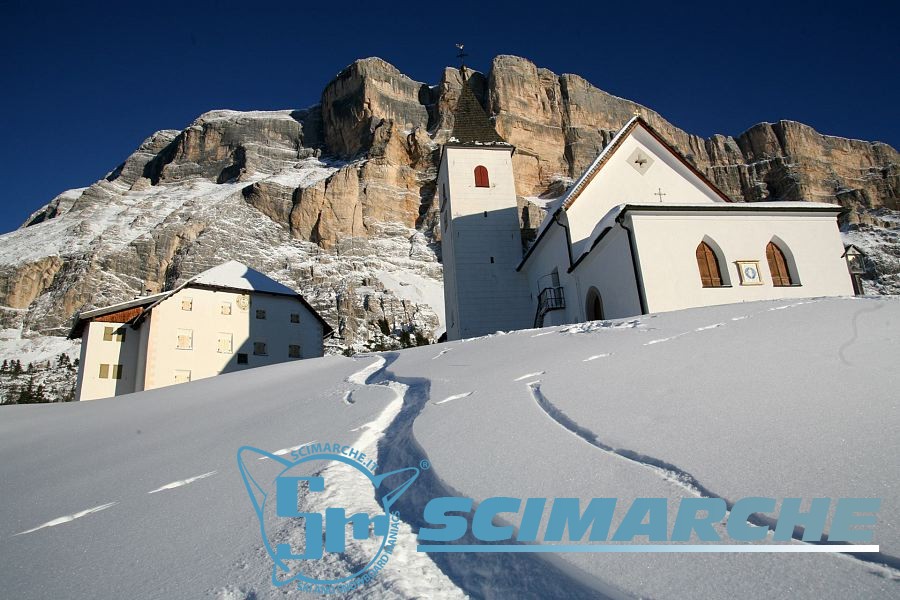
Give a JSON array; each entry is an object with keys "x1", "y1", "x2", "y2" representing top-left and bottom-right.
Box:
[
  {"x1": 69, "y1": 261, "x2": 334, "y2": 338},
  {"x1": 188, "y1": 260, "x2": 298, "y2": 296},
  {"x1": 76, "y1": 292, "x2": 170, "y2": 320}
]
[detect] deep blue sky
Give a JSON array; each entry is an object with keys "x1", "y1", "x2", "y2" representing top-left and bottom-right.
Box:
[{"x1": 1, "y1": 0, "x2": 898, "y2": 234}]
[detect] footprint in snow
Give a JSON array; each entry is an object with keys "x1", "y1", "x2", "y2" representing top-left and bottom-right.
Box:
[
  {"x1": 583, "y1": 353, "x2": 611, "y2": 361},
  {"x1": 432, "y1": 348, "x2": 452, "y2": 360},
  {"x1": 695, "y1": 323, "x2": 724, "y2": 332},
  {"x1": 514, "y1": 371, "x2": 544, "y2": 381},
  {"x1": 435, "y1": 392, "x2": 474, "y2": 405}
]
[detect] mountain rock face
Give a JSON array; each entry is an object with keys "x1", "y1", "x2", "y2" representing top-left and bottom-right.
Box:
[{"x1": 1, "y1": 54, "x2": 898, "y2": 402}]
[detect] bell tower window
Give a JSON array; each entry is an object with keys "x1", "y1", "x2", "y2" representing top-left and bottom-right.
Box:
[{"x1": 474, "y1": 165, "x2": 490, "y2": 188}]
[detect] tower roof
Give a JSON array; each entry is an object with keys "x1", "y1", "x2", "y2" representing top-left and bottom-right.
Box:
[{"x1": 449, "y1": 72, "x2": 509, "y2": 146}]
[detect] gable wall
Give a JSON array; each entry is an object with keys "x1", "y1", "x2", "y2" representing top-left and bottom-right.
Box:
[
  {"x1": 76, "y1": 320, "x2": 143, "y2": 401},
  {"x1": 566, "y1": 128, "x2": 723, "y2": 247}
]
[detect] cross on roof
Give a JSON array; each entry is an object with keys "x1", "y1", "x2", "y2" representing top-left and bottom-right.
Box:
[
  {"x1": 654, "y1": 188, "x2": 667, "y2": 202},
  {"x1": 455, "y1": 43, "x2": 468, "y2": 68}
]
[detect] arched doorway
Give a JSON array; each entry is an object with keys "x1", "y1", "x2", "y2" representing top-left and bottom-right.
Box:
[{"x1": 586, "y1": 287, "x2": 604, "y2": 321}]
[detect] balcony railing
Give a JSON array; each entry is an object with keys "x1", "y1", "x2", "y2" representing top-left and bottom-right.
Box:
[{"x1": 534, "y1": 286, "x2": 565, "y2": 327}]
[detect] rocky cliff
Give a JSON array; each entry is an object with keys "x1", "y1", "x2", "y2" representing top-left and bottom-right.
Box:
[{"x1": 1, "y1": 54, "x2": 898, "y2": 402}]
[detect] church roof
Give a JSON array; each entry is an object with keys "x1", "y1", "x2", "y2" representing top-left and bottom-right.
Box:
[{"x1": 449, "y1": 73, "x2": 509, "y2": 146}]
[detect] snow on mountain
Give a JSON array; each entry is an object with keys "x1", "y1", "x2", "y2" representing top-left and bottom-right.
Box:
[{"x1": 1, "y1": 297, "x2": 897, "y2": 599}]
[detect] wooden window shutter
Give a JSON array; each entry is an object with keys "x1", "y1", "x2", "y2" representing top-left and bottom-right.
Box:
[
  {"x1": 474, "y1": 166, "x2": 489, "y2": 188},
  {"x1": 696, "y1": 242, "x2": 722, "y2": 287},
  {"x1": 767, "y1": 242, "x2": 793, "y2": 286}
]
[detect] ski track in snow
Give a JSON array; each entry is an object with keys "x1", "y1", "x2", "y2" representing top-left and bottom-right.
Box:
[
  {"x1": 257, "y1": 442, "x2": 316, "y2": 461},
  {"x1": 342, "y1": 390, "x2": 355, "y2": 405},
  {"x1": 147, "y1": 471, "x2": 217, "y2": 494},
  {"x1": 435, "y1": 392, "x2": 474, "y2": 405},
  {"x1": 14, "y1": 502, "x2": 118, "y2": 536},
  {"x1": 264, "y1": 355, "x2": 467, "y2": 598},
  {"x1": 347, "y1": 355, "x2": 387, "y2": 385},
  {"x1": 695, "y1": 323, "x2": 724, "y2": 332},
  {"x1": 432, "y1": 348, "x2": 452, "y2": 360},
  {"x1": 514, "y1": 371, "x2": 544, "y2": 381},
  {"x1": 731, "y1": 315, "x2": 749, "y2": 321},
  {"x1": 525, "y1": 380, "x2": 900, "y2": 576},
  {"x1": 583, "y1": 353, "x2": 611, "y2": 361}
]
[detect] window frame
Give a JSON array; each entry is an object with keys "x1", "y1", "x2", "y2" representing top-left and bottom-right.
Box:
[
  {"x1": 766, "y1": 241, "x2": 795, "y2": 287},
  {"x1": 696, "y1": 241, "x2": 726, "y2": 288},
  {"x1": 176, "y1": 328, "x2": 194, "y2": 350},
  {"x1": 474, "y1": 165, "x2": 490, "y2": 188}
]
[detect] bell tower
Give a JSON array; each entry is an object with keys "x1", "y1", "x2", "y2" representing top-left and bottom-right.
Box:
[{"x1": 438, "y1": 71, "x2": 532, "y2": 340}]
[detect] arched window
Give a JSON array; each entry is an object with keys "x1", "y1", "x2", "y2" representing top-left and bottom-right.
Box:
[
  {"x1": 586, "y1": 287, "x2": 604, "y2": 321},
  {"x1": 696, "y1": 241, "x2": 724, "y2": 288},
  {"x1": 766, "y1": 241, "x2": 794, "y2": 286},
  {"x1": 474, "y1": 165, "x2": 490, "y2": 188}
]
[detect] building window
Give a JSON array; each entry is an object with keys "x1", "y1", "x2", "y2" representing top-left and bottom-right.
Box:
[
  {"x1": 288, "y1": 344, "x2": 301, "y2": 358},
  {"x1": 174, "y1": 370, "x2": 191, "y2": 384},
  {"x1": 696, "y1": 241, "x2": 724, "y2": 288},
  {"x1": 474, "y1": 165, "x2": 490, "y2": 188},
  {"x1": 220, "y1": 301, "x2": 232, "y2": 315},
  {"x1": 766, "y1": 242, "x2": 794, "y2": 287},
  {"x1": 103, "y1": 326, "x2": 125, "y2": 342},
  {"x1": 237, "y1": 353, "x2": 248, "y2": 364},
  {"x1": 290, "y1": 313, "x2": 300, "y2": 324},
  {"x1": 253, "y1": 342, "x2": 268, "y2": 356},
  {"x1": 176, "y1": 328, "x2": 193, "y2": 350},
  {"x1": 98, "y1": 364, "x2": 122, "y2": 379},
  {"x1": 181, "y1": 297, "x2": 193, "y2": 311},
  {"x1": 217, "y1": 332, "x2": 233, "y2": 354},
  {"x1": 256, "y1": 309, "x2": 266, "y2": 320}
]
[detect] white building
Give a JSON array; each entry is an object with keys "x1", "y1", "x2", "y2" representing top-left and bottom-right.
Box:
[
  {"x1": 440, "y1": 74, "x2": 856, "y2": 340},
  {"x1": 70, "y1": 261, "x2": 333, "y2": 401}
]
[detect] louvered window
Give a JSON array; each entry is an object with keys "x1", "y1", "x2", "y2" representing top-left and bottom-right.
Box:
[
  {"x1": 696, "y1": 242, "x2": 724, "y2": 288},
  {"x1": 474, "y1": 166, "x2": 489, "y2": 188},
  {"x1": 767, "y1": 242, "x2": 793, "y2": 286}
]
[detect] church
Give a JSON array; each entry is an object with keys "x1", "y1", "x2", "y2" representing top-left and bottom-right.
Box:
[{"x1": 438, "y1": 75, "x2": 856, "y2": 340}]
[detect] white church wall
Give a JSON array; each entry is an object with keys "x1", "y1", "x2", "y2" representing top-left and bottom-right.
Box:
[
  {"x1": 572, "y1": 227, "x2": 644, "y2": 320},
  {"x1": 628, "y1": 210, "x2": 855, "y2": 314},
  {"x1": 77, "y1": 320, "x2": 142, "y2": 401},
  {"x1": 144, "y1": 287, "x2": 321, "y2": 391},
  {"x1": 566, "y1": 128, "x2": 721, "y2": 248},
  {"x1": 522, "y1": 220, "x2": 579, "y2": 327},
  {"x1": 441, "y1": 146, "x2": 533, "y2": 339},
  {"x1": 437, "y1": 154, "x2": 461, "y2": 339}
]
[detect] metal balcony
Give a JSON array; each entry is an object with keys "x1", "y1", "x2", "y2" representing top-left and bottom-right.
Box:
[{"x1": 534, "y1": 286, "x2": 565, "y2": 328}]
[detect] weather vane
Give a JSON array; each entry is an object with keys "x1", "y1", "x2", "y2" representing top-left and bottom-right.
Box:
[{"x1": 456, "y1": 43, "x2": 468, "y2": 68}]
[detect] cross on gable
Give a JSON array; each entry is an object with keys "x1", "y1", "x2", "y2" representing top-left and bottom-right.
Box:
[{"x1": 654, "y1": 188, "x2": 667, "y2": 202}]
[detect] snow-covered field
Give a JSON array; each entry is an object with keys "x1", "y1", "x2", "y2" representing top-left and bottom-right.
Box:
[{"x1": 0, "y1": 297, "x2": 897, "y2": 599}]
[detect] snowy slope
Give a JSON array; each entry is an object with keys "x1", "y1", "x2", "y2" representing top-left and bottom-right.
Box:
[{"x1": 0, "y1": 297, "x2": 897, "y2": 599}]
